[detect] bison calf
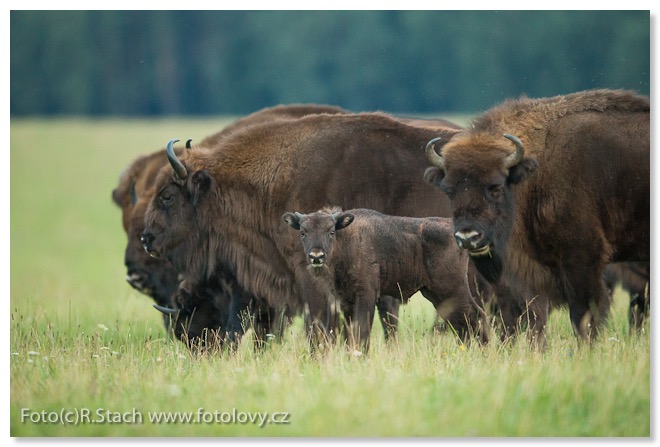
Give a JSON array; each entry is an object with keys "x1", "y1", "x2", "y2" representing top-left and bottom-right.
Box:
[{"x1": 283, "y1": 208, "x2": 489, "y2": 351}]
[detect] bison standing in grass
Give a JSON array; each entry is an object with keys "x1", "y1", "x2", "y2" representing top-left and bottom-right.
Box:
[
  {"x1": 141, "y1": 112, "x2": 485, "y2": 350},
  {"x1": 425, "y1": 89, "x2": 649, "y2": 344},
  {"x1": 283, "y1": 208, "x2": 489, "y2": 351},
  {"x1": 113, "y1": 104, "x2": 349, "y2": 348}
]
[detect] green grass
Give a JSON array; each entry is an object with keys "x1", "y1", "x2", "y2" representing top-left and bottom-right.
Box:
[{"x1": 10, "y1": 118, "x2": 650, "y2": 437}]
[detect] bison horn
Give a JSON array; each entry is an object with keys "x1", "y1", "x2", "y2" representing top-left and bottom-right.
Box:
[
  {"x1": 185, "y1": 138, "x2": 193, "y2": 149},
  {"x1": 153, "y1": 304, "x2": 179, "y2": 316},
  {"x1": 503, "y1": 134, "x2": 525, "y2": 168},
  {"x1": 425, "y1": 137, "x2": 445, "y2": 171},
  {"x1": 166, "y1": 139, "x2": 188, "y2": 179},
  {"x1": 129, "y1": 180, "x2": 138, "y2": 205}
]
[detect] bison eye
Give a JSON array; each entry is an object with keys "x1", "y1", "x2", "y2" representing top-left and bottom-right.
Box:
[
  {"x1": 487, "y1": 184, "x2": 504, "y2": 199},
  {"x1": 300, "y1": 230, "x2": 306, "y2": 239},
  {"x1": 160, "y1": 194, "x2": 175, "y2": 206},
  {"x1": 329, "y1": 231, "x2": 336, "y2": 238},
  {"x1": 439, "y1": 182, "x2": 456, "y2": 199}
]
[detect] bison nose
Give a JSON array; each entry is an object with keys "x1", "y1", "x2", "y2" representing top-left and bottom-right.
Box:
[
  {"x1": 141, "y1": 232, "x2": 154, "y2": 250},
  {"x1": 126, "y1": 270, "x2": 150, "y2": 293},
  {"x1": 454, "y1": 229, "x2": 484, "y2": 250},
  {"x1": 308, "y1": 250, "x2": 326, "y2": 266}
]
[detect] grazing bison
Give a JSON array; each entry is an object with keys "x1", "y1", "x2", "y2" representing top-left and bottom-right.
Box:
[
  {"x1": 425, "y1": 89, "x2": 649, "y2": 342},
  {"x1": 282, "y1": 208, "x2": 489, "y2": 351},
  {"x1": 603, "y1": 262, "x2": 650, "y2": 332},
  {"x1": 141, "y1": 112, "x2": 475, "y2": 349},
  {"x1": 156, "y1": 278, "x2": 230, "y2": 351},
  {"x1": 158, "y1": 275, "x2": 285, "y2": 352},
  {"x1": 113, "y1": 104, "x2": 349, "y2": 345}
]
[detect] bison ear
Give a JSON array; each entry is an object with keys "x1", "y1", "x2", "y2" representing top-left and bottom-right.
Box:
[
  {"x1": 282, "y1": 212, "x2": 301, "y2": 230},
  {"x1": 111, "y1": 187, "x2": 123, "y2": 206},
  {"x1": 507, "y1": 157, "x2": 539, "y2": 185},
  {"x1": 424, "y1": 166, "x2": 445, "y2": 188},
  {"x1": 335, "y1": 213, "x2": 354, "y2": 230},
  {"x1": 190, "y1": 170, "x2": 213, "y2": 206}
]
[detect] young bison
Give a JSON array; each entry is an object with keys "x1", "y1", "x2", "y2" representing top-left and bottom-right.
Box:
[{"x1": 283, "y1": 208, "x2": 489, "y2": 351}]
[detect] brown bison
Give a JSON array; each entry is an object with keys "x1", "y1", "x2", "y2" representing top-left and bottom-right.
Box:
[
  {"x1": 425, "y1": 89, "x2": 649, "y2": 342},
  {"x1": 282, "y1": 208, "x2": 489, "y2": 351},
  {"x1": 603, "y1": 262, "x2": 650, "y2": 332},
  {"x1": 112, "y1": 144, "x2": 187, "y2": 317},
  {"x1": 141, "y1": 112, "x2": 477, "y2": 348},
  {"x1": 113, "y1": 104, "x2": 349, "y2": 346}
]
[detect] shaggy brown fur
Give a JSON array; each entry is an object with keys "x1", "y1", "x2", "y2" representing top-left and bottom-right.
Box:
[
  {"x1": 198, "y1": 104, "x2": 350, "y2": 148},
  {"x1": 426, "y1": 89, "x2": 649, "y2": 343},
  {"x1": 143, "y1": 112, "x2": 467, "y2": 347},
  {"x1": 113, "y1": 104, "x2": 351, "y2": 341}
]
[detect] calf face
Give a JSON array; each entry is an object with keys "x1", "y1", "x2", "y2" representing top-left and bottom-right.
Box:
[{"x1": 282, "y1": 211, "x2": 354, "y2": 269}]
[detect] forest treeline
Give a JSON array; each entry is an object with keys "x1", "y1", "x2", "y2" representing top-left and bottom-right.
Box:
[{"x1": 10, "y1": 10, "x2": 650, "y2": 116}]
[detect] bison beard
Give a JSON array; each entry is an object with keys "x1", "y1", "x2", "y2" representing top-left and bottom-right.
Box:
[{"x1": 469, "y1": 250, "x2": 504, "y2": 283}]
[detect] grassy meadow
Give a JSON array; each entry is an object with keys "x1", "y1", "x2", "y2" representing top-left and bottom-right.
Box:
[{"x1": 9, "y1": 118, "x2": 651, "y2": 437}]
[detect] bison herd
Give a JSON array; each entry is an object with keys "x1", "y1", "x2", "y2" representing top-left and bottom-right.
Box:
[{"x1": 112, "y1": 90, "x2": 649, "y2": 353}]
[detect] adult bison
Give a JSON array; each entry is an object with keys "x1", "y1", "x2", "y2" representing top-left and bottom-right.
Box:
[
  {"x1": 141, "y1": 112, "x2": 482, "y2": 348},
  {"x1": 112, "y1": 145, "x2": 186, "y2": 317},
  {"x1": 425, "y1": 89, "x2": 649, "y2": 342},
  {"x1": 113, "y1": 104, "x2": 349, "y2": 345}
]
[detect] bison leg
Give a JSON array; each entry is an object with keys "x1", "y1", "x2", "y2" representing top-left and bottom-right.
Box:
[
  {"x1": 520, "y1": 293, "x2": 548, "y2": 351},
  {"x1": 248, "y1": 300, "x2": 275, "y2": 350},
  {"x1": 376, "y1": 295, "x2": 400, "y2": 341},
  {"x1": 422, "y1": 281, "x2": 490, "y2": 345},
  {"x1": 561, "y1": 266, "x2": 612, "y2": 343},
  {"x1": 494, "y1": 280, "x2": 548, "y2": 350},
  {"x1": 298, "y1": 274, "x2": 341, "y2": 351},
  {"x1": 343, "y1": 285, "x2": 378, "y2": 353},
  {"x1": 224, "y1": 288, "x2": 252, "y2": 348},
  {"x1": 628, "y1": 283, "x2": 650, "y2": 333}
]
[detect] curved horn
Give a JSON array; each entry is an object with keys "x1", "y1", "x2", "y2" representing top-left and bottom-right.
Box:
[
  {"x1": 129, "y1": 180, "x2": 138, "y2": 205},
  {"x1": 185, "y1": 138, "x2": 193, "y2": 150},
  {"x1": 503, "y1": 134, "x2": 524, "y2": 168},
  {"x1": 166, "y1": 139, "x2": 188, "y2": 179},
  {"x1": 294, "y1": 212, "x2": 304, "y2": 221},
  {"x1": 425, "y1": 137, "x2": 445, "y2": 171},
  {"x1": 153, "y1": 304, "x2": 178, "y2": 316}
]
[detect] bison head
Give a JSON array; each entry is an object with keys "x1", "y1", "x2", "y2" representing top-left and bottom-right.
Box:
[
  {"x1": 112, "y1": 149, "x2": 184, "y2": 319},
  {"x1": 142, "y1": 139, "x2": 217, "y2": 284},
  {"x1": 153, "y1": 279, "x2": 229, "y2": 352},
  {"x1": 424, "y1": 133, "x2": 538, "y2": 282},
  {"x1": 124, "y1": 197, "x2": 181, "y2": 308},
  {"x1": 283, "y1": 209, "x2": 354, "y2": 273}
]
